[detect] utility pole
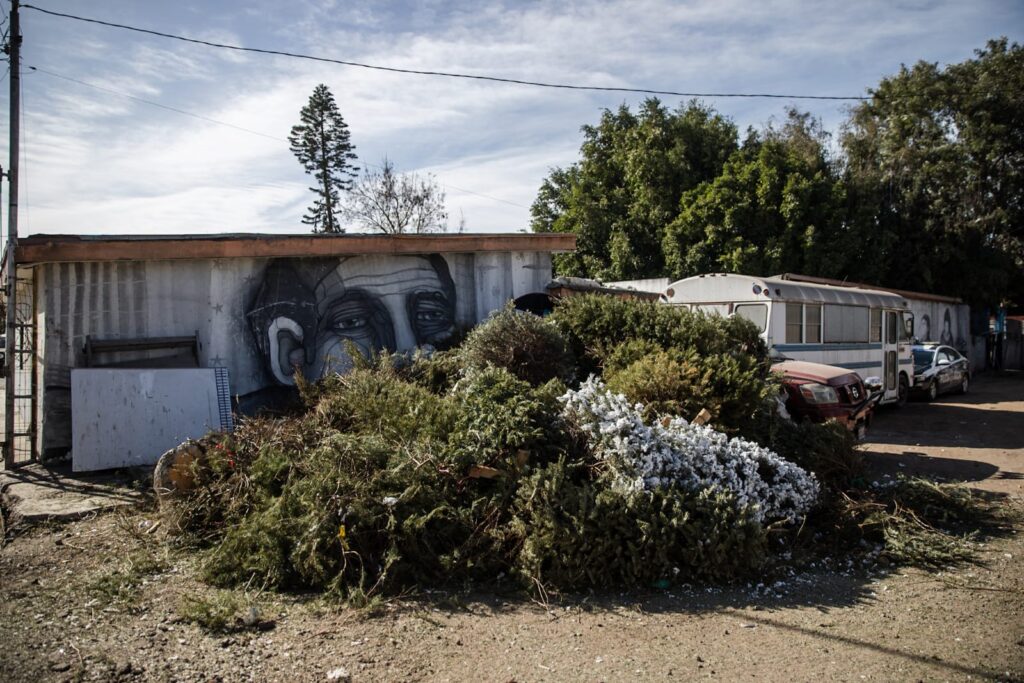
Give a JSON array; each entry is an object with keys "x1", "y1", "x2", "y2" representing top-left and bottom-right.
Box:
[{"x1": 4, "y1": 0, "x2": 20, "y2": 468}]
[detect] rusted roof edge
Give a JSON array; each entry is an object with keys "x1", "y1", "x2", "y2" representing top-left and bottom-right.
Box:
[{"x1": 14, "y1": 232, "x2": 577, "y2": 264}]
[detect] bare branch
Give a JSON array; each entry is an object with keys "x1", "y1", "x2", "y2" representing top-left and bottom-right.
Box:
[{"x1": 341, "y1": 159, "x2": 449, "y2": 234}]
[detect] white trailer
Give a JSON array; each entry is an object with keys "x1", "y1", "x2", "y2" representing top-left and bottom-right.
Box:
[{"x1": 661, "y1": 273, "x2": 916, "y2": 405}]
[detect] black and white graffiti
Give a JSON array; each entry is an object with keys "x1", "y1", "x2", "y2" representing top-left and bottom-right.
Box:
[
  {"x1": 246, "y1": 255, "x2": 456, "y2": 387},
  {"x1": 910, "y1": 302, "x2": 968, "y2": 354},
  {"x1": 940, "y1": 308, "x2": 955, "y2": 348}
]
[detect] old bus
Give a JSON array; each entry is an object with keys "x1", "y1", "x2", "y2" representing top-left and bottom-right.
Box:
[{"x1": 661, "y1": 273, "x2": 915, "y2": 405}]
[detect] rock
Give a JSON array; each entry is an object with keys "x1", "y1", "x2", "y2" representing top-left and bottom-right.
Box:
[
  {"x1": 153, "y1": 440, "x2": 206, "y2": 501},
  {"x1": 241, "y1": 607, "x2": 260, "y2": 628},
  {"x1": 326, "y1": 666, "x2": 351, "y2": 681}
]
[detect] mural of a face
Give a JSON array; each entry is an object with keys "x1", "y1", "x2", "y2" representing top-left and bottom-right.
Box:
[
  {"x1": 919, "y1": 314, "x2": 931, "y2": 342},
  {"x1": 248, "y1": 255, "x2": 456, "y2": 385},
  {"x1": 940, "y1": 308, "x2": 954, "y2": 347},
  {"x1": 314, "y1": 255, "x2": 456, "y2": 375}
]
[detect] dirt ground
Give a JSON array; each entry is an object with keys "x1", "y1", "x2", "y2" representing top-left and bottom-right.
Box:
[{"x1": 1, "y1": 375, "x2": 1022, "y2": 682}]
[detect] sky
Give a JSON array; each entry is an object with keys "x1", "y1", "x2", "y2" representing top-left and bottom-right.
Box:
[{"x1": 0, "y1": 0, "x2": 1021, "y2": 237}]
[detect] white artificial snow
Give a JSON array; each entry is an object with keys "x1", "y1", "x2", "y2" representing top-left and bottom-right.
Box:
[{"x1": 560, "y1": 376, "x2": 819, "y2": 523}]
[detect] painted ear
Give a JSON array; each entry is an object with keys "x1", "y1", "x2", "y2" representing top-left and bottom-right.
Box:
[{"x1": 267, "y1": 317, "x2": 306, "y2": 385}]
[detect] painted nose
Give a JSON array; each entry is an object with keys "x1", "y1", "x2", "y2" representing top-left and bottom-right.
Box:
[{"x1": 382, "y1": 297, "x2": 416, "y2": 351}]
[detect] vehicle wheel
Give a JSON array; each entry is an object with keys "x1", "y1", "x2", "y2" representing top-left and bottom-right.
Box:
[
  {"x1": 926, "y1": 380, "x2": 938, "y2": 402},
  {"x1": 959, "y1": 374, "x2": 969, "y2": 394},
  {"x1": 897, "y1": 374, "x2": 910, "y2": 407}
]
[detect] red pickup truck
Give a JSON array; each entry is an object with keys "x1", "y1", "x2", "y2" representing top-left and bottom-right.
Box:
[{"x1": 771, "y1": 360, "x2": 881, "y2": 439}]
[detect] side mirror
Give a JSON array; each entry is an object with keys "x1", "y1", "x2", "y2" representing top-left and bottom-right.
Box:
[{"x1": 864, "y1": 376, "x2": 883, "y2": 393}]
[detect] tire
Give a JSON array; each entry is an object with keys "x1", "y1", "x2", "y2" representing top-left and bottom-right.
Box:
[
  {"x1": 897, "y1": 374, "x2": 910, "y2": 407},
  {"x1": 926, "y1": 380, "x2": 938, "y2": 402},
  {"x1": 959, "y1": 374, "x2": 969, "y2": 394}
]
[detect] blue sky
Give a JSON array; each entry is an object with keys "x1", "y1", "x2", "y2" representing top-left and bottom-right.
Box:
[{"x1": 1, "y1": 0, "x2": 1021, "y2": 235}]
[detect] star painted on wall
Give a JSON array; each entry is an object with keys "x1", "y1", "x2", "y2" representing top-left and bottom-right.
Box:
[
  {"x1": 212, "y1": 303, "x2": 224, "y2": 314},
  {"x1": 209, "y1": 356, "x2": 225, "y2": 367}
]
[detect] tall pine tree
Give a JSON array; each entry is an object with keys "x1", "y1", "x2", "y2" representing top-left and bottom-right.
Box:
[{"x1": 289, "y1": 84, "x2": 358, "y2": 233}]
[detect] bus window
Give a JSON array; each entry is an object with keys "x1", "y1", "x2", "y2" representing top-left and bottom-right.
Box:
[
  {"x1": 886, "y1": 311, "x2": 898, "y2": 344},
  {"x1": 870, "y1": 309, "x2": 882, "y2": 342},
  {"x1": 824, "y1": 304, "x2": 869, "y2": 343},
  {"x1": 786, "y1": 303, "x2": 803, "y2": 342},
  {"x1": 805, "y1": 304, "x2": 822, "y2": 343},
  {"x1": 734, "y1": 303, "x2": 767, "y2": 333}
]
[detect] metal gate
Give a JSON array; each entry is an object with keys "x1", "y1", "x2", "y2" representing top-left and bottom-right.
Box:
[{"x1": 3, "y1": 271, "x2": 36, "y2": 467}]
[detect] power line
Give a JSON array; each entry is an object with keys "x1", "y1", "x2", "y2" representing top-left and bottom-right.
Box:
[
  {"x1": 440, "y1": 183, "x2": 528, "y2": 209},
  {"x1": 22, "y1": 4, "x2": 869, "y2": 102},
  {"x1": 28, "y1": 65, "x2": 532, "y2": 210}
]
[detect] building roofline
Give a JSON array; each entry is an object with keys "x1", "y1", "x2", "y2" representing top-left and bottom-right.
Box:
[{"x1": 12, "y1": 232, "x2": 577, "y2": 264}]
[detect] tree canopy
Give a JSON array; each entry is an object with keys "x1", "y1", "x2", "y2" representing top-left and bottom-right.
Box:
[
  {"x1": 530, "y1": 99, "x2": 737, "y2": 281},
  {"x1": 289, "y1": 84, "x2": 359, "y2": 234},
  {"x1": 532, "y1": 39, "x2": 1024, "y2": 307},
  {"x1": 664, "y1": 111, "x2": 846, "y2": 280},
  {"x1": 841, "y1": 38, "x2": 1023, "y2": 305}
]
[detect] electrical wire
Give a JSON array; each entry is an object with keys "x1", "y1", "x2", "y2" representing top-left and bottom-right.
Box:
[
  {"x1": 29, "y1": 65, "x2": 532, "y2": 210},
  {"x1": 22, "y1": 4, "x2": 869, "y2": 101}
]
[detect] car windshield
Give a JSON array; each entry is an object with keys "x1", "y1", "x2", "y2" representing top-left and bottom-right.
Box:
[{"x1": 912, "y1": 348, "x2": 935, "y2": 371}]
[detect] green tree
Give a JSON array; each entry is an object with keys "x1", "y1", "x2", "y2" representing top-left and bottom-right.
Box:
[
  {"x1": 531, "y1": 99, "x2": 738, "y2": 280},
  {"x1": 663, "y1": 110, "x2": 846, "y2": 280},
  {"x1": 841, "y1": 38, "x2": 1024, "y2": 306},
  {"x1": 289, "y1": 84, "x2": 359, "y2": 233}
]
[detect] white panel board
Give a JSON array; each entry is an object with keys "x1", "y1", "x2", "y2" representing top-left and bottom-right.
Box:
[{"x1": 72, "y1": 368, "x2": 227, "y2": 472}]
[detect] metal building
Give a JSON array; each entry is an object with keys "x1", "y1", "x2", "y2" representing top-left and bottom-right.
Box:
[{"x1": 1, "y1": 232, "x2": 575, "y2": 467}]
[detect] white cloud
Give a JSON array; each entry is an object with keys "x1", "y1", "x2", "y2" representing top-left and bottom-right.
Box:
[{"x1": 4, "y1": 0, "x2": 1021, "y2": 236}]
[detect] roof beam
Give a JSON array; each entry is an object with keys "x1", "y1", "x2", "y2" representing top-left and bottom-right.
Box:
[{"x1": 14, "y1": 233, "x2": 577, "y2": 264}]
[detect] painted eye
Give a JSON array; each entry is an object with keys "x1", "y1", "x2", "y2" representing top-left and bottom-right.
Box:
[
  {"x1": 409, "y1": 290, "x2": 454, "y2": 345},
  {"x1": 333, "y1": 315, "x2": 367, "y2": 331},
  {"x1": 416, "y1": 310, "x2": 446, "y2": 322}
]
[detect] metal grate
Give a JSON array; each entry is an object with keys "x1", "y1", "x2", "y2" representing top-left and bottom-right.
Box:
[
  {"x1": 214, "y1": 366, "x2": 234, "y2": 432},
  {"x1": 4, "y1": 274, "x2": 37, "y2": 467}
]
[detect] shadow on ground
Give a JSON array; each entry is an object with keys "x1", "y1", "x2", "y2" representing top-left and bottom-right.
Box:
[
  {"x1": 861, "y1": 450, "x2": 1000, "y2": 483},
  {"x1": 0, "y1": 460, "x2": 148, "y2": 531},
  {"x1": 870, "y1": 400, "x2": 1023, "y2": 450}
]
